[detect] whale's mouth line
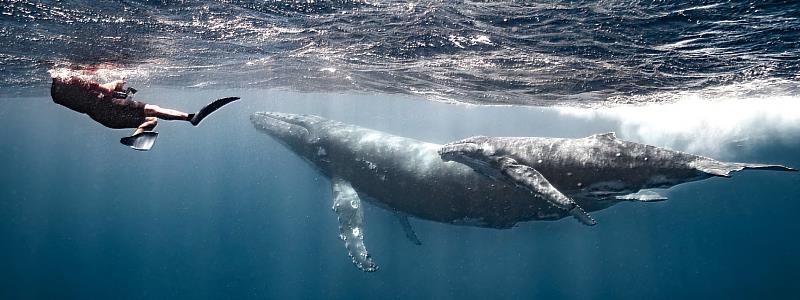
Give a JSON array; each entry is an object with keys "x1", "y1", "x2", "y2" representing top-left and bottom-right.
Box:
[
  {"x1": 251, "y1": 112, "x2": 312, "y2": 138},
  {"x1": 255, "y1": 112, "x2": 314, "y2": 130},
  {"x1": 254, "y1": 112, "x2": 292, "y2": 124}
]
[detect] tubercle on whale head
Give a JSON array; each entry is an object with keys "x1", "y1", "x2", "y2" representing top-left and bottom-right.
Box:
[{"x1": 250, "y1": 112, "x2": 326, "y2": 154}]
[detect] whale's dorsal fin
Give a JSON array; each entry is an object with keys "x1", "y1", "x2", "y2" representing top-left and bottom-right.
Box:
[
  {"x1": 395, "y1": 213, "x2": 422, "y2": 245},
  {"x1": 494, "y1": 156, "x2": 597, "y2": 226},
  {"x1": 590, "y1": 132, "x2": 617, "y2": 140},
  {"x1": 331, "y1": 177, "x2": 378, "y2": 272}
]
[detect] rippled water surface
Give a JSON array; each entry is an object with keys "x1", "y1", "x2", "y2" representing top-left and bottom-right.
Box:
[{"x1": 2, "y1": 0, "x2": 799, "y2": 104}]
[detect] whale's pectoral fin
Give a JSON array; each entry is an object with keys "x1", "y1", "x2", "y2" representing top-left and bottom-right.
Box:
[
  {"x1": 438, "y1": 142, "x2": 596, "y2": 226},
  {"x1": 331, "y1": 177, "x2": 378, "y2": 272},
  {"x1": 395, "y1": 213, "x2": 422, "y2": 245},
  {"x1": 495, "y1": 156, "x2": 597, "y2": 226},
  {"x1": 615, "y1": 190, "x2": 668, "y2": 202}
]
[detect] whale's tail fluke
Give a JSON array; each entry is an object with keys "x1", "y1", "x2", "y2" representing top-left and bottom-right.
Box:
[{"x1": 692, "y1": 160, "x2": 797, "y2": 178}]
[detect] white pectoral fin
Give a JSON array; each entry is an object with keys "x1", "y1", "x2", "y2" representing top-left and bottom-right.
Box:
[
  {"x1": 395, "y1": 213, "x2": 422, "y2": 246},
  {"x1": 497, "y1": 157, "x2": 597, "y2": 226},
  {"x1": 615, "y1": 190, "x2": 668, "y2": 202},
  {"x1": 331, "y1": 177, "x2": 378, "y2": 272}
]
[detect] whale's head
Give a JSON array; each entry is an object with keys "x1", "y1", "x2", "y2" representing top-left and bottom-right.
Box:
[{"x1": 250, "y1": 112, "x2": 328, "y2": 156}]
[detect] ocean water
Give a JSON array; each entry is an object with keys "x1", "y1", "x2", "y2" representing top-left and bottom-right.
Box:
[{"x1": 1, "y1": 1, "x2": 800, "y2": 299}]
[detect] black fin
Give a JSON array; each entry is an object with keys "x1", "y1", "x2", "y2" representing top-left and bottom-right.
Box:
[{"x1": 190, "y1": 97, "x2": 240, "y2": 126}]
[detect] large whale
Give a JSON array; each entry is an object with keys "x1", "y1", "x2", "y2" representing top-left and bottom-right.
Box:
[
  {"x1": 250, "y1": 112, "x2": 795, "y2": 272},
  {"x1": 438, "y1": 135, "x2": 797, "y2": 212}
]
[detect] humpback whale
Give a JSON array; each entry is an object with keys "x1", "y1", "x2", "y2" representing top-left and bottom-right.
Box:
[
  {"x1": 439, "y1": 134, "x2": 797, "y2": 218},
  {"x1": 250, "y1": 112, "x2": 795, "y2": 272}
]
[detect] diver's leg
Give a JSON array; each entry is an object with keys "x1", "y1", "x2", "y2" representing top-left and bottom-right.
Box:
[
  {"x1": 144, "y1": 104, "x2": 190, "y2": 121},
  {"x1": 132, "y1": 117, "x2": 158, "y2": 136}
]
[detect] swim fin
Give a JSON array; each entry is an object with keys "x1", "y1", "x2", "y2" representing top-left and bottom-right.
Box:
[
  {"x1": 120, "y1": 131, "x2": 159, "y2": 151},
  {"x1": 189, "y1": 97, "x2": 240, "y2": 126}
]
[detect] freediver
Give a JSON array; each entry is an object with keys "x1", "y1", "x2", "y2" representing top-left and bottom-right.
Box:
[{"x1": 50, "y1": 75, "x2": 239, "y2": 150}]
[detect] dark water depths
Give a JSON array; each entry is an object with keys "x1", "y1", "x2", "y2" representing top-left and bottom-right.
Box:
[
  {"x1": 1, "y1": 88, "x2": 800, "y2": 299},
  {"x1": 2, "y1": 0, "x2": 799, "y2": 104},
  {"x1": 2, "y1": 0, "x2": 800, "y2": 299}
]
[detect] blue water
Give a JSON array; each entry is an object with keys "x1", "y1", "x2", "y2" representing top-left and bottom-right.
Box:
[
  {"x1": 2, "y1": 88, "x2": 799, "y2": 299},
  {"x1": 2, "y1": 0, "x2": 800, "y2": 299}
]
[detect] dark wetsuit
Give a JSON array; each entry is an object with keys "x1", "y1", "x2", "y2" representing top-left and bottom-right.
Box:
[{"x1": 51, "y1": 77, "x2": 146, "y2": 129}]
